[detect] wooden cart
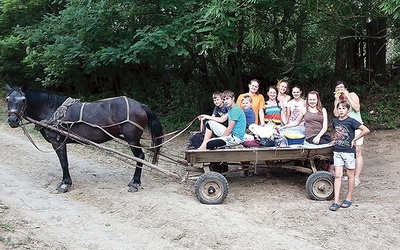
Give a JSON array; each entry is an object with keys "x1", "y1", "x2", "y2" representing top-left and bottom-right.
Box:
[
  {"x1": 185, "y1": 144, "x2": 334, "y2": 204},
  {"x1": 23, "y1": 117, "x2": 334, "y2": 205}
]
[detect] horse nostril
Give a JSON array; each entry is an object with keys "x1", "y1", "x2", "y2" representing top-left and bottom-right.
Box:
[{"x1": 7, "y1": 115, "x2": 20, "y2": 128}]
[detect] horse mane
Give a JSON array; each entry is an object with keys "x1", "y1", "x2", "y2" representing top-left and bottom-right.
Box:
[{"x1": 26, "y1": 89, "x2": 68, "y2": 109}]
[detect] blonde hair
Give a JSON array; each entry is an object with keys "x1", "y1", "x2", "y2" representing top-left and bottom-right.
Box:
[
  {"x1": 276, "y1": 79, "x2": 289, "y2": 94},
  {"x1": 212, "y1": 91, "x2": 222, "y2": 99},
  {"x1": 242, "y1": 94, "x2": 253, "y2": 103}
]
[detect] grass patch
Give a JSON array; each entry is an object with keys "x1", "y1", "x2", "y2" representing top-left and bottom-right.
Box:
[{"x1": 0, "y1": 223, "x2": 14, "y2": 232}]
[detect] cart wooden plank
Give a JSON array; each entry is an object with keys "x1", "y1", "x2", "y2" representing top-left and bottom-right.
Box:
[{"x1": 185, "y1": 144, "x2": 333, "y2": 164}]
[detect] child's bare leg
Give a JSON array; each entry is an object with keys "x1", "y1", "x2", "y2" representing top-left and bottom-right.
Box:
[
  {"x1": 198, "y1": 128, "x2": 213, "y2": 150},
  {"x1": 333, "y1": 166, "x2": 343, "y2": 204},
  {"x1": 200, "y1": 120, "x2": 205, "y2": 133},
  {"x1": 354, "y1": 145, "x2": 363, "y2": 181},
  {"x1": 346, "y1": 169, "x2": 355, "y2": 201}
]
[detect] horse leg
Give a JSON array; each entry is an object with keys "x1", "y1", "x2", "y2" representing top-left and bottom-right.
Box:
[
  {"x1": 127, "y1": 146, "x2": 144, "y2": 193},
  {"x1": 52, "y1": 143, "x2": 72, "y2": 193}
]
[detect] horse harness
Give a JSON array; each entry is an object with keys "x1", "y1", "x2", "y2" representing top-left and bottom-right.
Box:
[{"x1": 39, "y1": 96, "x2": 145, "y2": 132}]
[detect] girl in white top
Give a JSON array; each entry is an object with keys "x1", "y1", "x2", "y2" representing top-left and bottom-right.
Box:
[
  {"x1": 276, "y1": 80, "x2": 291, "y2": 118},
  {"x1": 282, "y1": 86, "x2": 306, "y2": 134}
]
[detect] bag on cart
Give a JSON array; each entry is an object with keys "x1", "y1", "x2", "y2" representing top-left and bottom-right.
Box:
[
  {"x1": 187, "y1": 132, "x2": 204, "y2": 149},
  {"x1": 258, "y1": 137, "x2": 276, "y2": 147}
]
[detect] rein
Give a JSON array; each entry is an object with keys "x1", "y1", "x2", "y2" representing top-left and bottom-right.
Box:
[
  {"x1": 25, "y1": 115, "x2": 198, "y2": 152},
  {"x1": 20, "y1": 120, "x2": 67, "y2": 153}
]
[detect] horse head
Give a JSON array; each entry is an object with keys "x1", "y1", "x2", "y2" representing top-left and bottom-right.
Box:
[{"x1": 5, "y1": 84, "x2": 27, "y2": 128}]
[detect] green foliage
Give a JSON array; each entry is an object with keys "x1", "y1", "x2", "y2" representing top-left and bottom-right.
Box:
[
  {"x1": 146, "y1": 78, "x2": 205, "y2": 131},
  {"x1": 1, "y1": 0, "x2": 400, "y2": 131},
  {"x1": 380, "y1": 0, "x2": 400, "y2": 19},
  {"x1": 362, "y1": 93, "x2": 400, "y2": 129},
  {"x1": 0, "y1": 222, "x2": 14, "y2": 232}
]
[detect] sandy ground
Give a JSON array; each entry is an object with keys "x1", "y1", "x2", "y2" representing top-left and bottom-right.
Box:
[{"x1": 0, "y1": 110, "x2": 399, "y2": 249}]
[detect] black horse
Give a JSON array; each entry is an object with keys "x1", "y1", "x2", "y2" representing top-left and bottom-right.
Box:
[{"x1": 5, "y1": 84, "x2": 163, "y2": 193}]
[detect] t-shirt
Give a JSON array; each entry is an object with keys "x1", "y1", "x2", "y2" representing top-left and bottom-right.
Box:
[
  {"x1": 332, "y1": 117, "x2": 362, "y2": 154},
  {"x1": 213, "y1": 105, "x2": 228, "y2": 117},
  {"x1": 236, "y1": 93, "x2": 265, "y2": 124},
  {"x1": 264, "y1": 104, "x2": 281, "y2": 125},
  {"x1": 243, "y1": 108, "x2": 255, "y2": 127},
  {"x1": 287, "y1": 99, "x2": 305, "y2": 124},
  {"x1": 349, "y1": 105, "x2": 363, "y2": 124},
  {"x1": 229, "y1": 104, "x2": 246, "y2": 139},
  {"x1": 213, "y1": 104, "x2": 228, "y2": 126}
]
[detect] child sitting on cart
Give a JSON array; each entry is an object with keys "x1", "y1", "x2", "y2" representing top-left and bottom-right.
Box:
[
  {"x1": 199, "y1": 91, "x2": 228, "y2": 133},
  {"x1": 197, "y1": 90, "x2": 249, "y2": 150}
]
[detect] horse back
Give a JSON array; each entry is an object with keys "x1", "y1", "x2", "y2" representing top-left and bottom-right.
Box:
[{"x1": 62, "y1": 96, "x2": 147, "y2": 126}]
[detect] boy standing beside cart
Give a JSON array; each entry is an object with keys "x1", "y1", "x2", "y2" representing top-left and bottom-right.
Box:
[{"x1": 329, "y1": 100, "x2": 370, "y2": 211}]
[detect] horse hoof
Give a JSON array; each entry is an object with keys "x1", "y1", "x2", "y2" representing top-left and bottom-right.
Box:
[
  {"x1": 128, "y1": 186, "x2": 139, "y2": 192},
  {"x1": 127, "y1": 183, "x2": 140, "y2": 192},
  {"x1": 56, "y1": 183, "x2": 71, "y2": 193}
]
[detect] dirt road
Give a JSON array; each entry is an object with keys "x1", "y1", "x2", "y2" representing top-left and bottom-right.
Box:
[{"x1": 1, "y1": 120, "x2": 399, "y2": 249}]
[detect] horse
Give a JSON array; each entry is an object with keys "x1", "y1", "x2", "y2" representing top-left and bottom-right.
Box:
[{"x1": 5, "y1": 84, "x2": 163, "y2": 193}]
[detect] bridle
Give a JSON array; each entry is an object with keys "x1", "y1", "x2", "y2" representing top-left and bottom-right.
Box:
[{"x1": 6, "y1": 90, "x2": 27, "y2": 123}]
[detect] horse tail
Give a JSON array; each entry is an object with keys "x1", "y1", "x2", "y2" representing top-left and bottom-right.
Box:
[{"x1": 142, "y1": 104, "x2": 163, "y2": 164}]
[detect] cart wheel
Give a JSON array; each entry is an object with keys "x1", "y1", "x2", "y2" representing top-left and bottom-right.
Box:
[
  {"x1": 306, "y1": 171, "x2": 334, "y2": 201},
  {"x1": 195, "y1": 172, "x2": 229, "y2": 204}
]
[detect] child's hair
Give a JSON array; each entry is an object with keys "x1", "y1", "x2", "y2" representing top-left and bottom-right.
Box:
[
  {"x1": 337, "y1": 100, "x2": 350, "y2": 109},
  {"x1": 242, "y1": 94, "x2": 253, "y2": 104},
  {"x1": 276, "y1": 79, "x2": 289, "y2": 94},
  {"x1": 222, "y1": 90, "x2": 235, "y2": 99},
  {"x1": 212, "y1": 91, "x2": 222, "y2": 99},
  {"x1": 267, "y1": 85, "x2": 279, "y2": 98},
  {"x1": 307, "y1": 91, "x2": 323, "y2": 114},
  {"x1": 291, "y1": 86, "x2": 303, "y2": 98}
]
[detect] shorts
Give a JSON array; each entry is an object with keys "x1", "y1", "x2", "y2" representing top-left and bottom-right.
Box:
[
  {"x1": 333, "y1": 151, "x2": 356, "y2": 170},
  {"x1": 205, "y1": 121, "x2": 245, "y2": 149},
  {"x1": 354, "y1": 129, "x2": 364, "y2": 146}
]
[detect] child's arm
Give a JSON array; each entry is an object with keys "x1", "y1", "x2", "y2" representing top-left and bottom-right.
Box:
[
  {"x1": 199, "y1": 114, "x2": 228, "y2": 124},
  {"x1": 222, "y1": 120, "x2": 236, "y2": 136},
  {"x1": 317, "y1": 108, "x2": 329, "y2": 137},
  {"x1": 280, "y1": 107, "x2": 304, "y2": 129},
  {"x1": 352, "y1": 124, "x2": 370, "y2": 147},
  {"x1": 258, "y1": 109, "x2": 265, "y2": 126},
  {"x1": 347, "y1": 92, "x2": 361, "y2": 112}
]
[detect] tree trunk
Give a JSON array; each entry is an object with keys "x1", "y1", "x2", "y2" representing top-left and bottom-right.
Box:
[
  {"x1": 366, "y1": 17, "x2": 387, "y2": 80},
  {"x1": 335, "y1": 29, "x2": 356, "y2": 73}
]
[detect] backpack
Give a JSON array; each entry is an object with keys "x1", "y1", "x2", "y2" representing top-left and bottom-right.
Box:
[{"x1": 187, "y1": 132, "x2": 204, "y2": 149}]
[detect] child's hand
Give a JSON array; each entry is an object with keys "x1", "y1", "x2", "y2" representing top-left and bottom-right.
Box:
[
  {"x1": 198, "y1": 115, "x2": 207, "y2": 121},
  {"x1": 312, "y1": 136, "x2": 321, "y2": 144}
]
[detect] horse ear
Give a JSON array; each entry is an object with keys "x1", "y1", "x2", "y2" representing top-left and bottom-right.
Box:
[{"x1": 5, "y1": 84, "x2": 12, "y2": 93}]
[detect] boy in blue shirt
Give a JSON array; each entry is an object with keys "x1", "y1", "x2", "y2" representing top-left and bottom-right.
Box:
[
  {"x1": 241, "y1": 94, "x2": 255, "y2": 128},
  {"x1": 198, "y1": 90, "x2": 247, "y2": 150},
  {"x1": 199, "y1": 91, "x2": 228, "y2": 133},
  {"x1": 329, "y1": 100, "x2": 370, "y2": 211}
]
